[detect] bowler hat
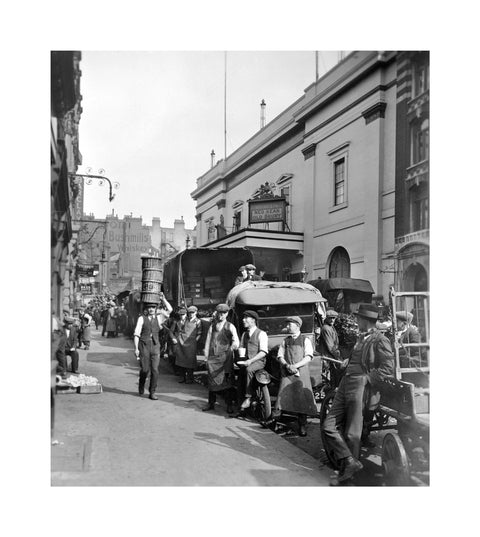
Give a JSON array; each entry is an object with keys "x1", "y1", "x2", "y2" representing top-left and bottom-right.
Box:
[
  {"x1": 243, "y1": 309, "x2": 259, "y2": 322},
  {"x1": 396, "y1": 311, "x2": 413, "y2": 323},
  {"x1": 245, "y1": 264, "x2": 256, "y2": 271},
  {"x1": 187, "y1": 305, "x2": 198, "y2": 313},
  {"x1": 286, "y1": 316, "x2": 302, "y2": 327},
  {"x1": 326, "y1": 309, "x2": 339, "y2": 318},
  {"x1": 354, "y1": 303, "x2": 379, "y2": 320},
  {"x1": 216, "y1": 303, "x2": 229, "y2": 313}
]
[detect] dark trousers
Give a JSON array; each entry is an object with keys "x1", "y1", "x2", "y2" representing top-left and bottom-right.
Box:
[
  {"x1": 139, "y1": 340, "x2": 160, "y2": 395},
  {"x1": 178, "y1": 366, "x2": 194, "y2": 382},
  {"x1": 321, "y1": 374, "x2": 368, "y2": 461},
  {"x1": 65, "y1": 349, "x2": 79, "y2": 372},
  {"x1": 241, "y1": 359, "x2": 265, "y2": 397},
  {"x1": 208, "y1": 387, "x2": 236, "y2": 405}
]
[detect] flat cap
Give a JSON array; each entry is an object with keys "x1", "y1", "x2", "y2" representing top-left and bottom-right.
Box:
[
  {"x1": 243, "y1": 309, "x2": 259, "y2": 321},
  {"x1": 187, "y1": 305, "x2": 198, "y2": 313},
  {"x1": 326, "y1": 309, "x2": 339, "y2": 318},
  {"x1": 396, "y1": 311, "x2": 413, "y2": 323},
  {"x1": 286, "y1": 316, "x2": 302, "y2": 327},
  {"x1": 245, "y1": 264, "x2": 256, "y2": 270},
  {"x1": 215, "y1": 303, "x2": 229, "y2": 313},
  {"x1": 177, "y1": 307, "x2": 187, "y2": 314},
  {"x1": 64, "y1": 316, "x2": 75, "y2": 324}
]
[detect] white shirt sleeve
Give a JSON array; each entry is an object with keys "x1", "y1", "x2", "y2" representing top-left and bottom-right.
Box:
[
  {"x1": 277, "y1": 340, "x2": 285, "y2": 359},
  {"x1": 204, "y1": 326, "x2": 213, "y2": 358},
  {"x1": 258, "y1": 331, "x2": 268, "y2": 354},
  {"x1": 134, "y1": 316, "x2": 144, "y2": 338},
  {"x1": 229, "y1": 324, "x2": 240, "y2": 350},
  {"x1": 304, "y1": 336, "x2": 314, "y2": 358}
]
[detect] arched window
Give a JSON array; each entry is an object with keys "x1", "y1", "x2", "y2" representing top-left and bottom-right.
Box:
[{"x1": 328, "y1": 247, "x2": 350, "y2": 278}]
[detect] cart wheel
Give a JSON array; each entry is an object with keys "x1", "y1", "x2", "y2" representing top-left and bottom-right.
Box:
[
  {"x1": 382, "y1": 432, "x2": 410, "y2": 486},
  {"x1": 319, "y1": 389, "x2": 341, "y2": 470},
  {"x1": 254, "y1": 385, "x2": 272, "y2": 423}
]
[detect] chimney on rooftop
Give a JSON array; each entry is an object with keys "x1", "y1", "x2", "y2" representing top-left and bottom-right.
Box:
[
  {"x1": 210, "y1": 149, "x2": 216, "y2": 168},
  {"x1": 260, "y1": 99, "x2": 266, "y2": 129}
]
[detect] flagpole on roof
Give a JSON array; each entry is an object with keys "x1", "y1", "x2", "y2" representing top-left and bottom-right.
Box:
[{"x1": 224, "y1": 51, "x2": 227, "y2": 160}]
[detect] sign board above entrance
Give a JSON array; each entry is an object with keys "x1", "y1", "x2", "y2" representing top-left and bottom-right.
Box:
[{"x1": 248, "y1": 197, "x2": 287, "y2": 224}]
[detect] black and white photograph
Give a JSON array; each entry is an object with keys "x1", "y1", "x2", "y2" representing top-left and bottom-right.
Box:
[
  {"x1": 4, "y1": 1, "x2": 479, "y2": 535},
  {"x1": 50, "y1": 49, "x2": 431, "y2": 487}
]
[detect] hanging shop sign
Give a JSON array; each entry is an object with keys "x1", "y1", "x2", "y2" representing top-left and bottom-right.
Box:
[{"x1": 77, "y1": 263, "x2": 95, "y2": 277}]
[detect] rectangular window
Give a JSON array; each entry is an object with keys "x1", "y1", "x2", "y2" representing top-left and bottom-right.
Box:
[
  {"x1": 413, "y1": 197, "x2": 429, "y2": 231},
  {"x1": 334, "y1": 158, "x2": 345, "y2": 206},
  {"x1": 413, "y1": 63, "x2": 429, "y2": 97}
]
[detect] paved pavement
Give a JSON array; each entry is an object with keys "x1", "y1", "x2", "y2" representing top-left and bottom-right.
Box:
[{"x1": 51, "y1": 328, "x2": 333, "y2": 486}]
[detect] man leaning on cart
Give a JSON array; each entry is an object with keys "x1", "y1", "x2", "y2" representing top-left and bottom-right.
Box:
[{"x1": 321, "y1": 303, "x2": 394, "y2": 485}]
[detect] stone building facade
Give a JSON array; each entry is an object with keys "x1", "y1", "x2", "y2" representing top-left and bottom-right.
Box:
[{"x1": 191, "y1": 51, "x2": 423, "y2": 299}]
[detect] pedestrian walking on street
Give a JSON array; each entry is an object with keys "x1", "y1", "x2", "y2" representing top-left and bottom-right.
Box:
[
  {"x1": 238, "y1": 310, "x2": 268, "y2": 410},
  {"x1": 78, "y1": 308, "x2": 92, "y2": 350},
  {"x1": 273, "y1": 316, "x2": 317, "y2": 437},
  {"x1": 134, "y1": 301, "x2": 170, "y2": 400},
  {"x1": 172, "y1": 305, "x2": 202, "y2": 384},
  {"x1": 202, "y1": 303, "x2": 239, "y2": 413},
  {"x1": 105, "y1": 301, "x2": 117, "y2": 337},
  {"x1": 321, "y1": 303, "x2": 394, "y2": 485}
]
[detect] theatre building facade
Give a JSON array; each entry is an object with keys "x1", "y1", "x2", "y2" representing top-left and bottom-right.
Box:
[{"x1": 191, "y1": 51, "x2": 429, "y2": 299}]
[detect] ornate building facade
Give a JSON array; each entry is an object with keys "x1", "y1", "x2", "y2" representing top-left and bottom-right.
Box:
[
  {"x1": 51, "y1": 51, "x2": 83, "y2": 316},
  {"x1": 394, "y1": 51, "x2": 429, "y2": 291}
]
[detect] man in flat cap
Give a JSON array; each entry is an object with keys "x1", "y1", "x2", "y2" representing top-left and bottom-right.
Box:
[
  {"x1": 60, "y1": 316, "x2": 80, "y2": 374},
  {"x1": 245, "y1": 264, "x2": 262, "y2": 281},
  {"x1": 318, "y1": 309, "x2": 345, "y2": 387},
  {"x1": 133, "y1": 295, "x2": 173, "y2": 400},
  {"x1": 202, "y1": 304, "x2": 240, "y2": 412},
  {"x1": 234, "y1": 266, "x2": 248, "y2": 286},
  {"x1": 171, "y1": 305, "x2": 202, "y2": 384},
  {"x1": 274, "y1": 316, "x2": 317, "y2": 436},
  {"x1": 238, "y1": 310, "x2": 269, "y2": 410},
  {"x1": 321, "y1": 303, "x2": 394, "y2": 484},
  {"x1": 396, "y1": 310, "x2": 421, "y2": 367}
]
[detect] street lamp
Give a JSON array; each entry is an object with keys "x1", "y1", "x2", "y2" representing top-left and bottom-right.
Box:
[{"x1": 69, "y1": 168, "x2": 120, "y2": 202}]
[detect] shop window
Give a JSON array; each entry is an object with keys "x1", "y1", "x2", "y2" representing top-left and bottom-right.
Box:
[{"x1": 328, "y1": 247, "x2": 350, "y2": 278}]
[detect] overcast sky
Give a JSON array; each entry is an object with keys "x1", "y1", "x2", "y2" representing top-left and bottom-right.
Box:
[{"x1": 79, "y1": 51, "x2": 342, "y2": 229}]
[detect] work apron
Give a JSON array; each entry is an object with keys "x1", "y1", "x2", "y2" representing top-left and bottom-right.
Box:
[
  {"x1": 207, "y1": 351, "x2": 234, "y2": 392},
  {"x1": 174, "y1": 319, "x2": 199, "y2": 369}
]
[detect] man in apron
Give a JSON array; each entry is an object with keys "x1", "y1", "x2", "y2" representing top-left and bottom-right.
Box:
[
  {"x1": 202, "y1": 303, "x2": 239, "y2": 413},
  {"x1": 274, "y1": 316, "x2": 317, "y2": 437},
  {"x1": 173, "y1": 305, "x2": 202, "y2": 384}
]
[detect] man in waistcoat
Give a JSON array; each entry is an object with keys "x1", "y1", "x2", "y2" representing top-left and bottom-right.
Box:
[
  {"x1": 321, "y1": 304, "x2": 394, "y2": 484},
  {"x1": 318, "y1": 309, "x2": 346, "y2": 387},
  {"x1": 134, "y1": 302, "x2": 165, "y2": 400},
  {"x1": 238, "y1": 310, "x2": 269, "y2": 410},
  {"x1": 274, "y1": 316, "x2": 317, "y2": 436},
  {"x1": 202, "y1": 303, "x2": 240, "y2": 412}
]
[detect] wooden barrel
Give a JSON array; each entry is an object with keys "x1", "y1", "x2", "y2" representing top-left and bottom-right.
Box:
[
  {"x1": 141, "y1": 256, "x2": 162, "y2": 270},
  {"x1": 141, "y1": 280, "x2": 162, "y2": 293},
  {"x1": 141, "y1": 292, "x2": 161, "y2": 305}
]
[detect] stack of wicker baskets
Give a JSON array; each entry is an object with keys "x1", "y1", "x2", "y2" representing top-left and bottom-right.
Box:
[{"x1": 140, "y1": 255, "x2": 162, "y2": 304}]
